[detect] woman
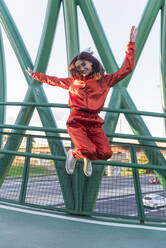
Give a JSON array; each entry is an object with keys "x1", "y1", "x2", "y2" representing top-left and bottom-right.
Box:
[{"x1": 27, "y1": 26, "x2": 137, "y2": 176}]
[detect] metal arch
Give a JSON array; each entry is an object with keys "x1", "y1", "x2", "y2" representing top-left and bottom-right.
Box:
[{"x1": 0, "y1": 0, "x2": 165, "y2": 212}]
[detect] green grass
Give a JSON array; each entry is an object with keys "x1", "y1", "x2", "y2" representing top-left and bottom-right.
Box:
[
  {"x1": 29, "y1": 166, "x2": 49, "y2": 176},
  {"x1": 8, "y1": 165, "x2": 50, "y2": 177},
  {"x1": 8, "y1": 166, "x2": 24, "y2": 177}
]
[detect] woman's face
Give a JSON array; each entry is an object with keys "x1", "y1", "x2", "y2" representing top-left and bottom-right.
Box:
[{"x1": 75, "y1": 59, "x2": 93, "y2": 76}]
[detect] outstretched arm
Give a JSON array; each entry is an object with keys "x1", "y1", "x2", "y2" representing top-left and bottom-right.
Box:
[
  {"x1": 26, "y1": 67, "x2": 71, "y2": 89},
  {"x1": 106, "y1": 26, "x2": 137, "y2": 87}
]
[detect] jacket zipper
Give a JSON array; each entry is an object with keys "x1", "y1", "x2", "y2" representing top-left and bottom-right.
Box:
[{"x1": 85, "y1": 86, "x2": 88, "y2": 108}]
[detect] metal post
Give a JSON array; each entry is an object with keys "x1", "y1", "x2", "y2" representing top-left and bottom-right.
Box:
[
  {"x1": 160, "y1": 1, "x2": 166, "y2": 134},
  {"x1": 130, "y1": 144, "x2": 145, "y2": 224},
  {"x1": 63, "y1": 0, "x2": 83, "y2": 212},
  {"x1": 19, "y1": 135, "x2": 32, "y2": 204},
  {"x1": 0, "y1": 27, "x2": 6, "y2": 148}
]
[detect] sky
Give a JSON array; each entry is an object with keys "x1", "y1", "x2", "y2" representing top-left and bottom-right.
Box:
[{"x1": 1, "y1": 0, "x2": 164, "y2": 138}]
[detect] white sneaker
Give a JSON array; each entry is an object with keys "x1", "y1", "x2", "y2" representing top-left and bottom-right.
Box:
[
  {"x1": 65, "y1": 149, "x2": 77, "y2": 175},
  {"x1": 83, "y1": 159, "x2": 92, "y2": 176}
]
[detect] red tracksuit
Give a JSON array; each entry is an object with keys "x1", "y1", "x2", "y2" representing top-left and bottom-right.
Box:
[{"x1": 31, "y1": 42, "x2": 135, "y2": 160}]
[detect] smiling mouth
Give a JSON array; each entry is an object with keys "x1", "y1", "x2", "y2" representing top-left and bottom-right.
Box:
[{"x1": 81, "y1": 70, "x2": 88, "y2": 75}]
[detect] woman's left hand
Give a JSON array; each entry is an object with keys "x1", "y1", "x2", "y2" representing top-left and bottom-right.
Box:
[{"x1": 130, "y1": 26, "x2": 137, "y2": 42}]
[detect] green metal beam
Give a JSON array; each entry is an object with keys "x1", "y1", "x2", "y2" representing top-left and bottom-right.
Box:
[
  {"x1": 0, "y1": 27, "x2": 6, "y2": 148},
  {"x1": 0, "y1": 88, "x2": 35, "y2": 183},
  {"x1": 63, "y1": 0, "x2": 79, "y2": 63},
  {"x1": 78, "y1": 0, "x2": 118, "y2": 73},
  {"x1": 120, "y1": 0, "x2": 163, "y2": 88},
  {"x1": 104, "y1": 0, "x2": 163, "y2": 137},
  {"x1": 160, "y1": 1, "x2": 166, "y2": 132},
  {"x1": 0, "y1": 0, "x2": 74, "y2": 209},
  {"x1": 130, "y1": 145, "x2": 145, "y2": 223},
  {"x1": 63, "y1": 0, "x2": 84, "y2": 212},
  {"x1": 121, "y1": 88, "x2": 166, "y2": 189},
  {"x1": 1, "y1": 146, "x2": 166, "y2": 171}
]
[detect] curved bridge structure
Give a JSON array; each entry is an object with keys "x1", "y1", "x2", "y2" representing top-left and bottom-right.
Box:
[{"x1": 0, "y1": 0, "x2": 166, "y2": 247}]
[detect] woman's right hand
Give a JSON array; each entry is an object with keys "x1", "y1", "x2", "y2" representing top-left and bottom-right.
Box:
[{"x1": 26, "y1": 67, "x2": 33, "y2": 76}]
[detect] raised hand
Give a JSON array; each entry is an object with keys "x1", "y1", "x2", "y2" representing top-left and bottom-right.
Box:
[
  {"x1": 130, "y1": 26, "x2": 137, "y2": 42},
  {"x1": 26, "y1": 67, "x2": 33, "y2": 76}
]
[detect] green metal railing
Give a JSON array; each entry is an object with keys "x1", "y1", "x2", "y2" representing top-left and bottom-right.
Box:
[
  {"x1": 0, "y1": 102, "x2": 166, "y2": 226},
  {"x1": 0, "y1": 130, "x2": 166, "y2": 224},
  {"x1": 0, "y1": 0, "x2": 166, "y2": 227}
]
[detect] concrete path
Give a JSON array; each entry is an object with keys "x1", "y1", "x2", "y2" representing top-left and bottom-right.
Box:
[{"x1": 0, "y1": 203, "x2": 166, "y2": 248}]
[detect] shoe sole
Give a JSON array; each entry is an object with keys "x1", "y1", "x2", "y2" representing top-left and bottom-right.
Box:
[
  {"x1": 83, "y1": 159, "x2": 92, "y2": 177},
  {"x1": 65, "y1": 150, "x2": 77, "y2": 175},
  {"x1": 65, "y1": 150, "x2": 74, "y2": 175}
]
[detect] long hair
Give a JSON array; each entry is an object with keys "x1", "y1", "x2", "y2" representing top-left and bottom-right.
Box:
[{"x1": 68, "y1": 52, "x2": 105, "y2": 80}]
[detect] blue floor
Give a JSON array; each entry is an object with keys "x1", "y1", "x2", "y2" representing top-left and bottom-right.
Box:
[{"x1": 0, "y1": 204, "x2": 166, "y2": 248}]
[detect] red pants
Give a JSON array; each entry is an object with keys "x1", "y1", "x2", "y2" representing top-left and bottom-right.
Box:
[{"x1": 66, "y1": 110, "x2": 113, "y2": 160}]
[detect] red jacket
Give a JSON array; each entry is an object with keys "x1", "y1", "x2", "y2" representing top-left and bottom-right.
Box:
[{"x1": 31, "y1": 42, "x2": 135, "y2": 113}]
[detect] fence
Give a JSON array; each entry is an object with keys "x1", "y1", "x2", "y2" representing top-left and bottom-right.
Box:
[
  {"x1": 0, "y1": 131, "x2": 166, "y2": 224},
  {"x1": 0, "y1": 102, "x2": 166, "y2": 226}
]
